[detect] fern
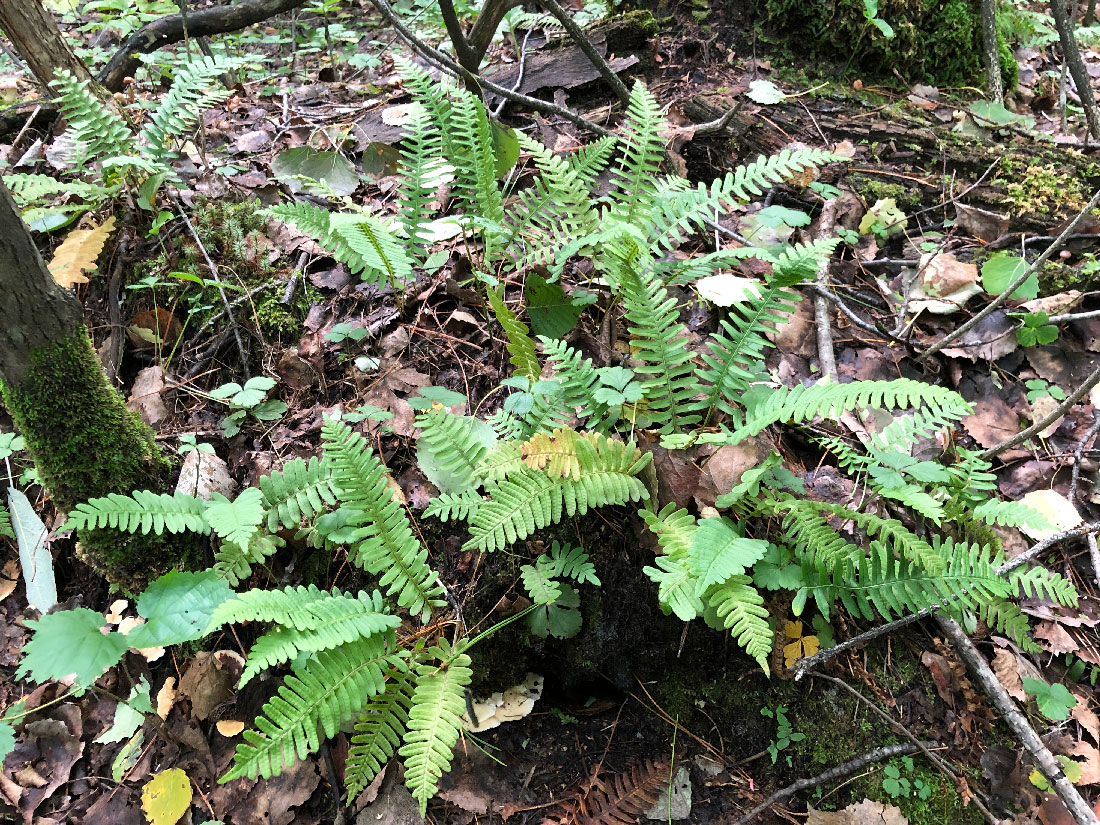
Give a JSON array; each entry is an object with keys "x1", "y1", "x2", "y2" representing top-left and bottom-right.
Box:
[
  {"x1": 521, "y1": 561, "x2": 563, "y2": 604},
  {"x1": 205, "y1": 487, "x2": 265, "y2": 550},
  {"x1": 399, "y1": 639, "x2": 473, "y2": 813},
  {"x1": 463, "y1": 432, "x2": 651, "y2": 552},
  {"x1": 449, "y1": 87, "x2": 506, "y2": 233},
  {"x1": 416, "y1": 407, "x2": 495, "y2": 494},
  {"x1": 259, "y1": 456, "x2": 339, "y2": 532},
  {"x1": 345, "y1": 673, "x2": 414, "y2": 799},
  {"x1": 732, "y1": 379, "x2": 972, "y2": 442},
  {"x1": 4, "y1": 173, "x2": 117, "y2": 207},
  {"x1": 0, "y1": 502, "x2": 11, "y2": 540},
  {"x1": 972, "y1": 498, "x2": 1055, "y2": 532},
  {"x1": 487, "y1": 284, "x2": 541, "y2": 383},
  {"x1": 221, "y1": 636, "x2": 405, "y2": 781},
  {"x1": 213, "y1": 532, "x2": 284, "y2": 586},
  {"x1": 395, "y1": 103, "x2": 443, "y2": 255},
  {"x1": 322, "y1": 418, "x2": 446, "y2": 622},
  {"x1": 64, "y1": 490, "x2": 209, "y2": 535},
  {"x1": 707, "y1": 575, "x2": 772, "y2": 675},
  {"x1": 423, "y1": 490, "x2": 483, "y2": 522},
  {"x1": 607, "y1": 83, "x2": 666, "y2": 223},
  {"x1": 328, "y1": 213, "x2": 414, "y2": 288},
  {"x1": 138, "y1": 54, "x2": 237, "y2": 162},
  {"x1": 640, "y1": 505, "x2": 703, "y2": 621},
  {"x1": 50, "y1": 70, "x2": 136, "y2": 164}
]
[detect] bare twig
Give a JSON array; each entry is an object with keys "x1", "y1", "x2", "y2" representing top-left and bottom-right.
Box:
[
  {"x1": 1070, "y1": 414, "x2": 1100, "y2": 502},
  {"x1": 366, "y1": 0, "x2": 617, "y2": 138},
  {"x1": 980, "y1": 362, "x2": 1100, "y2": 459},
  {"x1": 936, "y1": 614, "x2": 1100, "y2": 825},
  {"x1": 1089, "y1": 533, "x2": 1100, "y2": 592},
  {"x1": 492, "y1": 28, "x2": 532, "y2": 118},
  {"x1": 814, "y1": 199, "x2": 840, "y2": 381},
  {"x1": 693, "y1": 102, "x2": 746, "y2": 135},
  {"x1": 733, "y1": 742, "x2": 934, "y2": 825},
  {"x1": 793, "y1": 521, "x2": 1100, "y2": 679},
  {"x1": 538, "y1": 0, "x2": 632, "y2": 107},
  {"x1": 920, "y1": 186, "x2": 1100, "y2": 363}
]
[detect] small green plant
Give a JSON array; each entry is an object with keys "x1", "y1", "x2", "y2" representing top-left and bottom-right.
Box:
[
  {"x1": 521, "y1": 542, "x2": 600, "y2": 640},
  {"x1": 761, "y1": 704, "x2": 804, "y2": 765},
  {"x1": 177, "y1": 434, "x2": 215, "y2": 456},
  {"x1": 549, "y1": 707, "x2": 578, "y2": 725},
  {"x1": 881, "y1": 757, "x2": 931, "y2": 799},
  {"x1": 1024, "y1": 379, "x2": 1067, "y2": 404},
  {"x1": 1022, "y1": 677, "x2": 1076, "y2": 720},
  {"x1": 1013, "y1": 311, "x2": 1060, "y2": 347},
  {"x1": 208, "y1": 377, "x2": 287, "y2": 437}
]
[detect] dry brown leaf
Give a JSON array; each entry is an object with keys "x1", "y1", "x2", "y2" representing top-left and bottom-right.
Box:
[
  {"x1": 1072, "y1": 692, "x2": 1100, "y2": 743},
  {"x1": 991, "y1": 648, "x2": 1026, "y2": 701},
  {"x1": 807, "y1": 800, "x2": 908, "y2": 824},
  {"x1": 920, "y1": 252, "x2": 978, "y2": 297},
  {"x1": 1070, "y1": 741, "x2": 1100, "y2": 784},
  {"x1": 963, "y1": 398, "x2": 1021, "y2": 450},
  {"x1": 0, "y1": 559, "x2": 20, "y2": 601},
  {"x1": 48, "y1": 216, "x2": 116, "y2": 288},
  {"x1": 156, "y1": 677, "x2": 176, "y2": 720},
  {"x1": 1035, "y1": 621, "x2": 1078, "y2": 655}
]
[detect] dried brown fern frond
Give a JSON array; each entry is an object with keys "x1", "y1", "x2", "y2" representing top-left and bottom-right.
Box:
[{"x1": 540, "y1": 758, "x2": 672, "y2": 825}]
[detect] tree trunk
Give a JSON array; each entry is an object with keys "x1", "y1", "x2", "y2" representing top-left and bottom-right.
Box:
[
  {"x1": 981, "y1": 0, "x2": 1004, "y2": 102},
  {"x1": 0, "y1": 0, "x2": 95, "y2": 89},
  {"x1": 0, "y1": 180, "x2": 188, "y2": 591}
]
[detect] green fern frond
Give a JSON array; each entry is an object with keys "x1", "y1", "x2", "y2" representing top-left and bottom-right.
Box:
[
  {"x1": 1009, "y1": 565, "x2": 1077, "y2": 607},
  {"x1": 213, "y1": 532, "x2": 284, "y2": 586},
  {"x1": 205, "y1": 487, "x2": 265, "y2": 550},
  {"x1": 568, "y1": 135, "x2": 617, "y2": 189},
  {"x1": 139, "y1": 54, "x2": 237, "y2": 162},
  {"x1": 706, "y1": 575, "x2": 772, "y2": 675},
  {"x1": 222, "y1": 636, "x2": 405, "y2": 782},
  {"x1": 641, "y1": 504, "x2": 704, "y2": 620},
  {"x1": 394, "y1": 57, "x2": 455, "y2": 152},
  {"x1": 0, "y1": 503, "x2": 12, "y2": 540},
  {"x1": 3, "y1": 174, "x2": 117, "y2": 207},
  {"x1": 329, "y1": 213, "x2": 414, "y2": 288},
  {"x1": 963, "y1": 598, "x2": 1040, "y2": 653},
  {"x1": 322, "y1": 418, "x2": 446, "y2": 622},
  {"x1": 661, "y1": 247, "x2": 776, "y2": 287},
  {"x1": 399, "y1": 639, "x2": 473, "y2": 813},
  {"x1": 265, "y1": 202, "x2": 360, "y2": 272},
  {"x1": 537, "y1": 337, "x2": 613, "y2": 429},
  {"x1": 50, "y1": 70, "x2": 135, "y2": 164},
  {"x1": 771, "y1": 238, "x2": 843, "y2": 283},
  {"x1": 487, "y1": 284, "x2": 541, "y2": 383},
  {"x1": 259, "y1": 456, "x2": 339, "y2": 531},
  {"x1": 972, "y1": 498, "x2": 1055, "y2": 532},
  {"x1": 541, "y1": 542, "x2": 600, "y2": 585},
  {"x1": 239, "y1": 591, "x2": 401, "y2": 686},
  {"x1": 693, "y1": 278, "x2": 801, "y2": 424},
  {"x1": 64, "y1": 490, "x2": 209, "y2": 535},
  {"x1": 423, "y1": 490, "x2": 483, "y2": 522},
  {"x1": 876, "y1": 484, "x2": 945, "y2": 523},
  {"x1": 732, "y1": 379, "x2": 972, "y2": 442},
  {"x1": 608, "y1": 82, "x2": 666, "y2": 223},
  {"x1": 449, "y1": 87, "x2": 506, "y2": 231},
  {"x1": 464, "y1": 434, "x2": 651, "y2": 552},
  {"x1": 615, "y1": 243, "x2": 700, "y2": 432},
  {"x1": 395, "y1": 102, "x2": 443, "y2": 255},
  {"x1": 346, "y1": 673, "x2": 414, "y2": 800},
  {"x1": 521, "y1": 561, "x2": 563, "y2": 604},
  {"x1": 213, "y1": 583, "x2": 366, "y2": 629},
  {"x1": 415, "y1": 407, "x2": 495, "y2": 494}
]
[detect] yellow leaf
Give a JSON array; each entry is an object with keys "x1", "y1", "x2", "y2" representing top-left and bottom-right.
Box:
[
  {"x1": 48, "y1": 216, "x2": 117, "y2": 289},
  {"x1": 782, "y1": 620, "x2": 820, "y2": 668},
  {"x1": 141, "y1": 767, "x2": 191, "y2": 825}
]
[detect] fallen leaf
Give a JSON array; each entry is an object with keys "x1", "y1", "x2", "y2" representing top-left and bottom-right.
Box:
[
  {"x1": 991, "y1": 648, "x2": 1025, "y2": 701},
  {"x1": 1035, "y1": 621, "x2": 1078, "y2": 655},
  {"x1": 141, "y1": 768, "x2": 192, "y2": 825},
  {"x1": 1018, "y1": 490, "x2": 1082, "y2": 540},
  {"x1": 216, "y1": 719, "x2": 245, "y2": 737},
  {"x1": 1070, "y1": 741, "x2": 1100, "y2": 784},
  {"x1": 48, "y1": 216, "x2": 116, "y2": 288},
  {"x1": 0, "y1": 559, "x2": 19, "y2": 601},
  {"x1": 807, "y1": 799, "x2": 908, "y2": 824},
  {"x1": 156, "y1": 677, "x2": 176, "y2": 720},
  {"x1": 964, "y1": 398, "x2": 1020, "y2": 450},
  {"x1": 1072, "y1": 692, "x2": 1100, "y2": 743}
]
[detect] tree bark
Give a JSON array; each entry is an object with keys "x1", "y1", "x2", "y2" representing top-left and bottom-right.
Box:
[
  {"x1": 1051, "y1": 0, "x2": 1100, "y2": 139},
  {"x1": 0, "y1": 0, "x2": 95, "y2": 89},
  {"x1": 98, "y1": 0, "x2": 310, "y2": 91},
  {"x1": 981, "y1": 0, "x2": 1004, "y2": 102},
  {"x1": 0, "y1": 180, "x2": 187, "y2": 591}
]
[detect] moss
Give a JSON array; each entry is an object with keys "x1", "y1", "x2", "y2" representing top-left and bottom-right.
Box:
[
  {"x1": 0, "y1": 325, "x2": 193, "y2": 591},
  {"x1": 992, "y1": 159, "x2": 1088, "y2": 217},
  {"x1": 849, "y1": 174, "x2": 922, "y2": 210},
  {"x1": 763, "y1": 0, "x2": 1015, "y2": 89}
]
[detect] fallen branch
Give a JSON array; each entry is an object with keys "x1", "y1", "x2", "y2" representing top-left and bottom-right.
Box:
[
  {"x1": 936, "y1": 614, "x2": 1100, "y2": 825},
  {"x1": 814, "y1": 199, "x2": 840, "y2": 382},
  {"x1": 732, "y1": 741, "x2": 934, "y2": 825},
  {"x1": 98, "y1": 0, "x2": 310, "y2": 92},
  {"x1": 538, "y1": 0, "x2": 632, "y2": 107}
]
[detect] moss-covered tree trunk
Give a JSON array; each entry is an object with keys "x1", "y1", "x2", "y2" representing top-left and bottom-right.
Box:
[{"x1": 0, "y1": 179, "x2": 184, "y2": 590}]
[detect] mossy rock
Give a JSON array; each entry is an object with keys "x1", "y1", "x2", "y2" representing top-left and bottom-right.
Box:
[{"x1": 762, "y1": 0, "x2": 1015, "y2": 90}]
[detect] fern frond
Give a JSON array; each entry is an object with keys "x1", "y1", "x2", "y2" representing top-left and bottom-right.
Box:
[
  {"x1": 213, "y1": 532, "x2": 285, "y2": 586},
  {"x1": 415, "y1": 408, "x2": 495, "y2": 495},
  {"x1": 139, "y1": 54, "x2": 237, "y2": 162},
  {"x1": 329, "y1": 213, "x2": 414, "y2": 288},
  {"x1": 641, "y1": 504, "x2": 705, "y2": 620},
  {"x1": 239, "y1": 591, "x2": 401, "y2": 686},
  {"x1": 394, "y1": 57, "x2": 455, "y2": 152},
  {"x1": 772, "y1": 238, "x2": 844, "y2": 283},
  {"x1": 64, "y1": 490, "x2": 209, "y2": 535},
  {"x1": 541, "y1": 542, "x2": 600, "y2": 585},
  {"x1": 1009, "y1": 565, "x2": 1078, "y2": 607},
  {"x1": 732, "y1": 379, "x2": 972, "y2": 442},
  {"x1": 3, "y1": 174, "x2": 117, "y2": 207},
  {"x1": 395, "y1": 102, "x2": 443, "y2": 255},
  {"x1": 522, "y1": 427, "x2": 609, "y2": 479},
  {"x1": 615, "y1": 243, "x2": 700, "y2": 432},
  {"x1": 399, "y1": 639, "x2": 473, "y2": 813},
  {"x1": 464, "y1": 434, "x2": 651, "y2": 552},
  {"x1": 963, "y1": 598, "x2": 1040, "y2": 653},
  {"x1": 0, "y1": 502, "x2": 12, "y2": 539},
  {"x1": 50, "y1": 70, "x2": 135, "y2": 164},
  {"x1": 322, "y1": 418, "x2": 446, "y2": 622},
  {"x1": 537, "y1": 337, "x2": 608, "y2": 428},
  {"x1": 706, "y1": 575, "x2": 772, "y2": 675},
  {"x1": 221, "y1": 636, "x2": 404, "y2": 781},
  {"x1": 487, "y1": 284, "x2": 541, "y2": 382},
  {"x1": 521, "y1": 561, "x2": 563, "y2": 604},
  {"x1": 259, "y1": 456, "x2": 339, "y2": 531},
  {"x1": 423, "y1": 490, "x2": 483, "y2": 522},
  {"x1": 608, "y1": 82, "x2": 666, "y2": 223},
  {"x1": 972, "y1": 498, "x2": 1055, "y2": 532},
  {"x1": 346, "y1": 673, "x2": 414, "y2": 799},
  {"x1": 449, "y1": 87, "x2": 506, "y2": 231},
  {"x1": 693, "y1": 278, "x2": 801, "y2": 424},
  {"x1": 204, "y1": 487, "x2": 265, "y2": 550},
  {"x1": 568, "y1": 135, "x2": 617, "y2": 189}
]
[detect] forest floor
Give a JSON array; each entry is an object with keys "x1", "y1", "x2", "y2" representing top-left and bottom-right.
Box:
[{"x1": 4, "y1": 2, "x2": 1100, "y2": 824}]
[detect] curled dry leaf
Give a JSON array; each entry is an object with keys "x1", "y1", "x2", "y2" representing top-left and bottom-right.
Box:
[{"x1": 216, "y1": 719, "x2": 245, "y2": 737}]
